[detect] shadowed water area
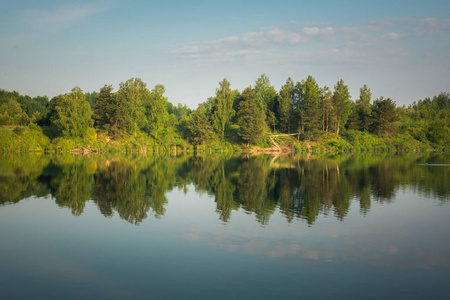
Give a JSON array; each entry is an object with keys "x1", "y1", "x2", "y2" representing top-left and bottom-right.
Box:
[{"x1": 0, "y1": 152, "x2": 449, "y2": 299}]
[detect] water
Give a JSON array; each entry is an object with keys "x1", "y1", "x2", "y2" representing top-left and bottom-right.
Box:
[{"x1": 0, "y1": 152, "x2": 449, "y2": 299}]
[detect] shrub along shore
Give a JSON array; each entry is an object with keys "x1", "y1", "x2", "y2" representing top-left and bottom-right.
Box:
[
  {"x1": 1, "y1": 75, "x2": 449, "y2": 154},
  {"x1": 0, "y1": 124, "x2": 446, "y2": 154}
]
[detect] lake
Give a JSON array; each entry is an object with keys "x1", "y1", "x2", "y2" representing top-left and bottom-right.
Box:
[{"x1": 0, "y1": 152, "x2": 449, "y2": 299}]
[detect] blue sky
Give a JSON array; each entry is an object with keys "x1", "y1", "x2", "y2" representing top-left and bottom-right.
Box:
[{"x1": 1, "y1": 0, "x2": 449, "y2": 107}]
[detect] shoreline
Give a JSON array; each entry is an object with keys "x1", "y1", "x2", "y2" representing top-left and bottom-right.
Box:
[{"x1": 1, "y1": 125, "x2": 448, "y2": 155}]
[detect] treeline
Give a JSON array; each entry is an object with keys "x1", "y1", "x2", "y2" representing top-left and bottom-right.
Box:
[{"x1": 1, "y1": 75, "x2": 449, "y2": 150}]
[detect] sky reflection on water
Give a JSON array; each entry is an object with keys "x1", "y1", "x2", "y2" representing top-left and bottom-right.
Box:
[{"x1": 0, "y1": 153, "x2": 449, "y2": 299}]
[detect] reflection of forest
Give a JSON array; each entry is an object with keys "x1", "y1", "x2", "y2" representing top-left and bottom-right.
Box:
[{"x1": 0, "y1": 152, "x2": 449, "y2": 225}]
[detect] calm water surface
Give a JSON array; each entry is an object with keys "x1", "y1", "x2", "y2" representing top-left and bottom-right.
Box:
[{"x1": 0, "y1": 153, "x2": 449, "y2": 299}]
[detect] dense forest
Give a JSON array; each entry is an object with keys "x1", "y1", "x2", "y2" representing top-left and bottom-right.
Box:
[{"x1": 1, "y1": 75, "x2": 449, "y2": 152}]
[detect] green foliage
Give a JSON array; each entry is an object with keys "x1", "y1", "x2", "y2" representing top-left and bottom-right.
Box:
[
  {"x1": 94, "y1": 84, "x2": 115, "y2": 129},
  {"x1": 326, "y1": 138, "x2": 352, "y2": 152},
  {"x1": 212, "y1": 78, "x2": 235, "y2": 141},
  {"x1": 341, "y1": 130, "x2": 387, "y2": 149},
  {"x1": 49, "y1": 87, "x2": 93, "y2": 137},
  {"x1": 0, "y1": 125, "x2": 50, "y2": 152},
  {"x1": 390, "y1": 133, "x2": 426, "y2": 151},
  {"x1": 167, "y1": 103, "x2": 191, "y2": 139},
  {"x1": 278, "y1": 77, "x2": 294, "y2": 133},
  {"x1": 355, "y1": 84, "x2": 372, "y2": 131},
  {"x1": 370, "y1": 97, "x2": 398, "y2": 136},
  {"x1": 237, "y1": 87, "x2": 265, "y2": 145},
  {"x1": 84, "y1": 91, "x2": 98, "y2": 110},
  {"x1": 293, "y1": 76, "x2": 322, "y2": 136},
  {"x1": 0, "y1": 99, "x2": 30, "y2": 125},
  {"x1": 0, "y1": 89, "x2": 48, "y2": 124},
  {"x1": 332, "y1": 79, "x2": 352, "y2": 136},
  {"x1": 253, "y1": 74, "x2": 275, "y2": 130},
  {"x1": 116, "y1": 78, "x2": 150, "y2": 136},
  {"x1": 427, "y1": 120, "x2": 450, "y2": 146},
  {"x1": 321, "y1": 86, "x2": 333, "y2": 133},
  {"x1": 189, "y1": 104, "x2": 214, "y2": 146},
  {"x1": 13, "y1": 126, "x2": 25, "y2": 135},
  {"x1": 147, "y1": 84, "x2": 171, "y2": 140},
  {"x1": 0, "y1": 80, "x2": 449, "y2": 153}
]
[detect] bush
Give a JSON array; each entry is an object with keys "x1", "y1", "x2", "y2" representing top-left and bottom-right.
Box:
[
  {"x1": 427, "y1": 121, "x2": 450, "y2": 145},
  {"x1": 13, "y1": 126, "x2": 25, "y2": 135},
  {"x1": 233, "y1": 145, "x2": 242, "y2": 153},
  {"x1": 0, "y1": 126, "x2": 50, "y2": 152},
  {"x1": 51, "y1": 137, "x2": 76, "y2": 152}
]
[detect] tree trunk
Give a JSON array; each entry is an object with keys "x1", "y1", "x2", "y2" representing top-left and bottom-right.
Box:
[
  {"x1": 221, "y1": 124, "x2": 225, "y2": 142},
  {"x1": 335, "y1": 119, "x2": 340, "y2": 136},
  {"x1": 322, "y1": 113, "x2": 325, "y2": 132}
]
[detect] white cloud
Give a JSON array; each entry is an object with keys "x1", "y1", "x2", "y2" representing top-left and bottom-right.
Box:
[
  {"x1": 382, "y1": 32, "x2": 401, "y2": 40},
  {"x1": 302, "y1": 21, "x2": 330, "y2": 27},
  {"x1": 175, "y1": 49, "x2": 262, "y2": 62},
  {"x1": 373, "y1": 18, "x2": 450, "y2": 37},
  {"x1": 302, "y1": 27, "x2": 336, "y2": 40},
  {"x1": 170, "y1": 28, "x2": 305, "y2": 60},
  {"x1": 412, "y1": 18, "x2": 450, "y2": 37},
  {"x1": 22, "y1": 3, "x2": 107, "y2": 28},
  {"x1": 214, "y1": 28, "x2": 304, "y2": 47},
  {"x1": 171, "y1": 17, "x2": 448, "y2": 64},
  {"x1": 340, "y1": 25, "x2": 380, "y2": 38}
]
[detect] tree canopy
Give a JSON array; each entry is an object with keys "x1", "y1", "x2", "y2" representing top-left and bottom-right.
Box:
[
  {"x1": 213, "y1": 78, "x2": 235, "y2": 142},
  {"x1": 237, "y1": 87, "x2": 265, "y2": 145},
  {"x1": 2, "y1": 75, "x2": 449, "y2": 149},
  {"x1": 49, "y1": 87, "x2": 93, "y2": 137}
]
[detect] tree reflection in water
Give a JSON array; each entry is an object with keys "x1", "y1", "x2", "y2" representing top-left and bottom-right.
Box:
[{"x1": 0, "y1": 152, "x2": 448, "y2": 225}]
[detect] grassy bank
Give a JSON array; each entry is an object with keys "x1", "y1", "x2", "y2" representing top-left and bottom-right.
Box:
[
  {"x1": 0, "y1": 125, "x2": 446, "y2": 154},
  {"x1": 0, "y1": 124, "x2": 50, "y2": 152}
]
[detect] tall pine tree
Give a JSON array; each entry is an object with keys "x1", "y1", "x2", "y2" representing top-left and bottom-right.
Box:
[
  {"x1": 293, "y1": 75, "x2": 322, "y2": 137},
  {"x1": 321, "y1": 86, "x2": 333, "y2": 133},
  {"x1": 189, "y1": 104, "x2": 213, "y2": 146},
  {"x1": 94, "y1": 84, "x2": 115, "y2": 129},
  {"x1": 370, "y1": 97, "x2": 398, "y2": 136},
  {"x1": 355, "y1": 84, "x2": 372, "y2": 131},
  {"x1": 278, "y1": 78, "x2": 294, "y2": 133},
  {"x1": 237, "y1": 87, "x2": 264, "y2": 145},
  {"x1": 254, "y1": 74, "x2": 276, "y2": 131}
]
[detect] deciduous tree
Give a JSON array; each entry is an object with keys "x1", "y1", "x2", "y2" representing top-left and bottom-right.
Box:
[
  {"x1": 0, "y1": 99, "x2": 29, "y2": 125},
  {"x1": 147, "y1": 84, "x2": 170, "y2": 140},
  {"x1": 321, "y1": 86, "x2": 333, "y2": 133},
  {"x1": 254, "y1": 74, "x2": 276, "y2": 130},
  {"x1": 49, "y1": 87, "x2": 93, "y2": 137},
  {"x1": 332, "y1": 79, "x2": 352, "y2": 136},
  {"x1": 115, "y1": 78, "x2": 149, "y2": 137},
  {"x1": 213, "y1": 78, "x2": 235, "y2": 142}
]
